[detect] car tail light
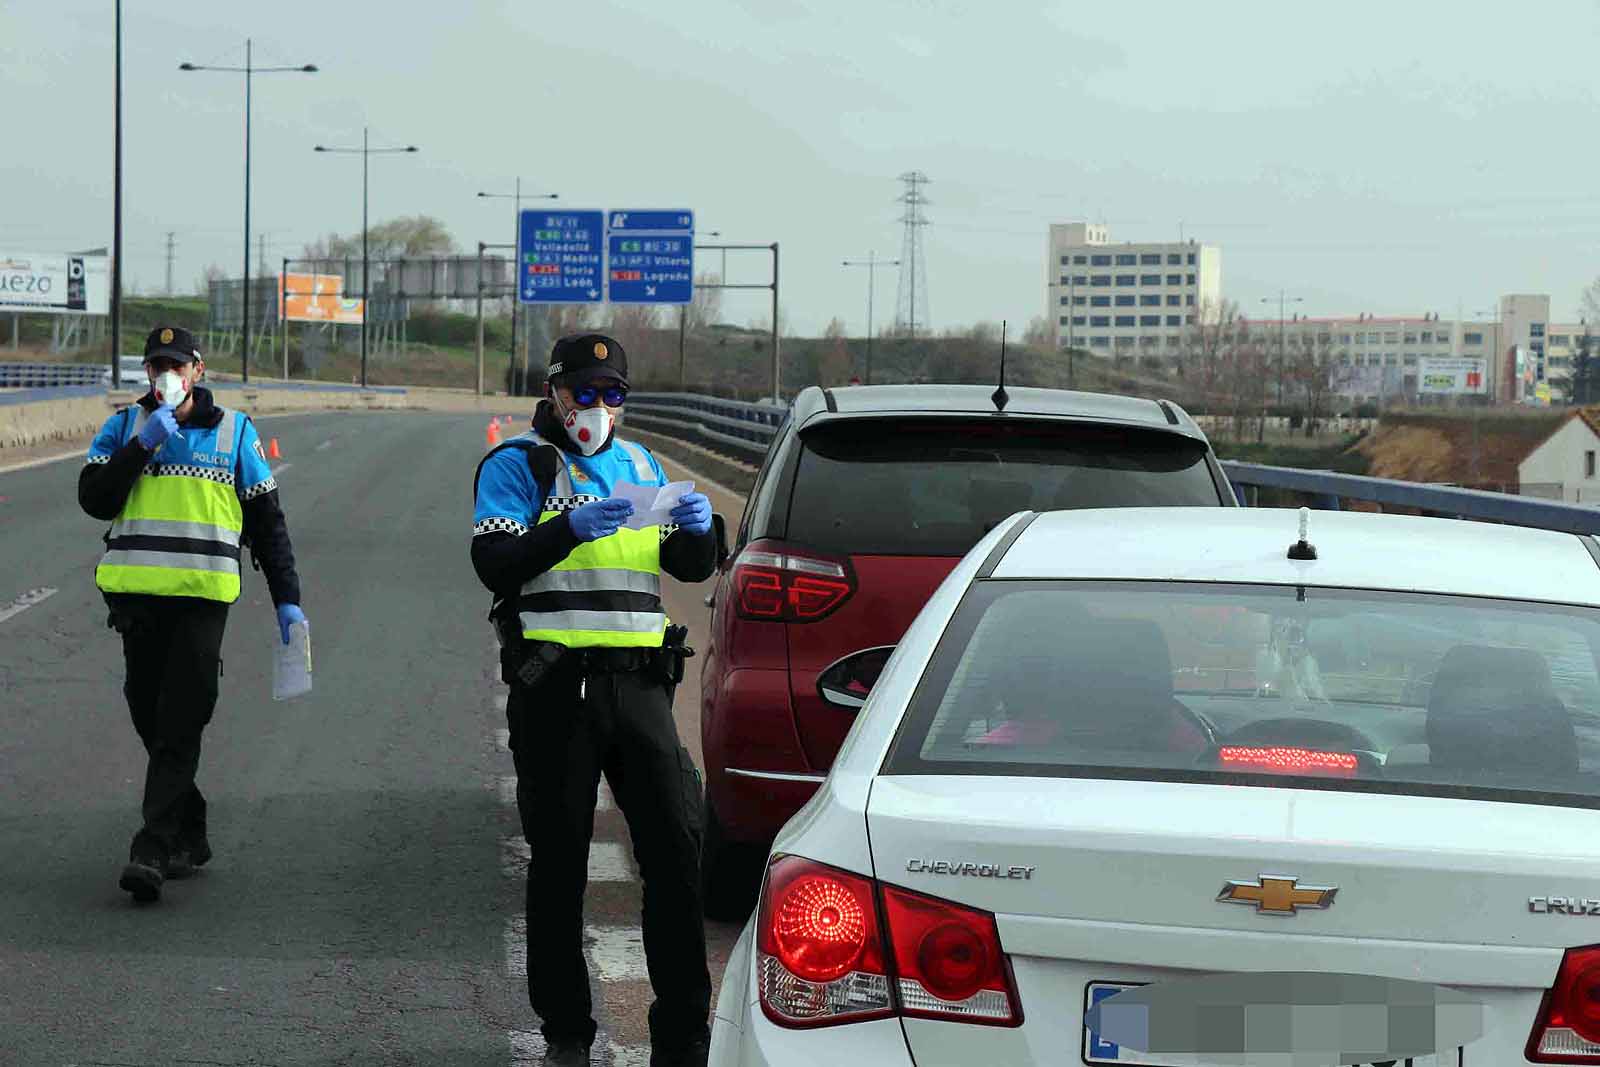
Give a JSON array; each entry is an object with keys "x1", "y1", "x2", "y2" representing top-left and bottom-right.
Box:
[
  {"x1": 756, "y1": 855, "x2": 1023, "y2": 1029},
  {"x1": 881, "y1": 884, "x2": 1023, "y2": 1026},
  {"x1": 1218, "y1": 745, "x2": 1359, "y2": 777},
  {"x1": 757, "y1": 856, "x2": 893, "y2": 1027},
  {"x1": 732, "y1": 542, "x2": 855, "y2": 623},
  {"x1": 1528, "y1": 945, "x2": 1600, "y2": 1062}
]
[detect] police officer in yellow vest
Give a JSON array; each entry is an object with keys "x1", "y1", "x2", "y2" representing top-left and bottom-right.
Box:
[
  {"x1": 79, "y1": 326, "x2": 304, "y2": 904},
  {"x1": 471, "y1": 334, "x2": 718, "y2": 1067}
]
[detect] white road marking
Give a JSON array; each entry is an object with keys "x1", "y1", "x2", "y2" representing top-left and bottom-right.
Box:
[
  {"x1": 271, "y1": 463, "x2": 292, "y2": 476},
  {"x1": 0, "y1": 449, "x2": 84, "y2": 474},
  {"x1": 505, "y1": 916, "x2": 526, "y2": 977},
  {"x1": 0, "y1": 587, "x2": 57, "y2": 625},
  {"x1": 315, "y1": 438, "x2": 334, "y2": 451},
  {"x1": 494, "y1": 692, "x2": 508, "y2": 712},
  {"x1": 495, "y1": 728, "x2": 510, "y2": 751},
  {"x1": 508, "y1": 1028, "x2": 544, "y2": 1063},
  {"x1": 586, "y1": 924, "x2": 650, "y2": 982},
  {"x1": 505, "y1": 917, "x2": 652, "y2": 985},
  {"x1": 500, "y1": 837, "x2": 632, "y2": 882},
  {"x1": 586, "y1": 841, "x2": 633, "y2": 882}
]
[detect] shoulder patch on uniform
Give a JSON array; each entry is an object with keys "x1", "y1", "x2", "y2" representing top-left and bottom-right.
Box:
[{"x1": 252, "y1": 439, "x2": 266, "y2": 461}]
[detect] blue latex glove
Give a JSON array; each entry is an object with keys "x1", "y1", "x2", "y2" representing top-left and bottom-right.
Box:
[
  {"x1": 568, "y1": 498, "x2": 634, "y2": 542},
  {"x1": 669, "y1": 491, "x2": 713, "y2": 535},
  {"x1": 277, "y1": 603, "x2": 306, "y2": 645},
  {"x1": 138, "y1": 406, "x2": 180, "y2": 451}
]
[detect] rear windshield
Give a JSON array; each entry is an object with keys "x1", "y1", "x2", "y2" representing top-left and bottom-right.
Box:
[
  {"x1": 786, "y1": 419, "x2": 1219, "y2": 557},
  {"x1": 884, "y1": 581, "x2": 1600, "y2": 808}
]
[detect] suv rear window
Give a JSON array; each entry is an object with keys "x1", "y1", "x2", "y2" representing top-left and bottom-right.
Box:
[
  {"x1": 785, "y1": 419, "x2": 1220, "y2": 557},
  {"x1": 885, "y1": 580, "x2": 1600, "y2": 809}
]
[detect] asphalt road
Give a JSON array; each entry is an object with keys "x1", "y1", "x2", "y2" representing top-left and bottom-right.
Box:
[{"x1": 0, "y1": 410, "x2": 747, "y2": 1066}]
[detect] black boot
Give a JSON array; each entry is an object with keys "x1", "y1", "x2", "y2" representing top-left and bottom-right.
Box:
[
  {"x1": 165, "y1": 833, "x2": 212, "y2": 879},
  {"x1": 542, "y1": 1039, "x2": 591, "y2": 1067},
  {"x1": 119, "y1": 838, "x2": 165, "y2": 903}
]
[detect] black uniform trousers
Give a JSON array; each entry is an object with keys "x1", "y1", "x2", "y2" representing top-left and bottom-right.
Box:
[
  {"x1": 111, "y1": 595, "x2": 228, "y2": 861},
  {"x1": 506, "y1": 656, "x2": 711, "y2": 1055}
]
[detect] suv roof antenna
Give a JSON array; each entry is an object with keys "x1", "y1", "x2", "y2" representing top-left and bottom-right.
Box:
[
  {"x1": 992, "y1": 320, "x2": 1010, "y2": 412},
  {"x1": 1287, "y1": 506, "x2": 1318, "y2": 561}
]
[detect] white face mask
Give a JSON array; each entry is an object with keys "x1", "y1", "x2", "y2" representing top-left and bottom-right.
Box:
[
  {"x1": 560, "y1": 401, "x2": 614, "y2": 457},
  {"x1": 153, "y1": 369, "x2": 189, "y2": 408}
]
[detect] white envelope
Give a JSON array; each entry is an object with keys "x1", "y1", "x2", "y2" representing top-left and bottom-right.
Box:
[{"x1": 610, "y1": 480, "x2": 696, "y2": 530}]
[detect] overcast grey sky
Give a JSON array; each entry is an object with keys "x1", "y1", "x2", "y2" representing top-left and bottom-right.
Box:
[{"x1": 6, "y1": 0, "x2": 1600, "y2": 337}]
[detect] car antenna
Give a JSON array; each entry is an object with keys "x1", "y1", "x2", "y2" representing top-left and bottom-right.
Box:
[
  {"x1": 1287, "y1": 506, "x2": 1318, "y2": 560},
  {"x1": 992, "y1": 320, "x2": 1010, "y2": 412}
]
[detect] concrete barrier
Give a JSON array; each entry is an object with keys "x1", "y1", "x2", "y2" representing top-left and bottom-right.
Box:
[{"x1": 0, "y1": 389, "x2": 123, "y2": 453}]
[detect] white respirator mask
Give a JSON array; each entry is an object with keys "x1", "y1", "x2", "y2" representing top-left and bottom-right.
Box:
[
  {"x1": 558, "y1": 399, "x2": 614, "y2": 457},
  {"x1": 153, "y1": 370, "x2": 190, "y2": 409}
]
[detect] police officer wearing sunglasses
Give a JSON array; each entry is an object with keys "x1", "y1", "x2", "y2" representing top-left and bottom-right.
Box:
[{"x1": 470, "y1": 334, "x2": 719, "y2": 1067}]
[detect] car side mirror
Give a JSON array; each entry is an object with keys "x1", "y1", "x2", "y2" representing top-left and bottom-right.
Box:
[{"x1": 712, "y1": 513, "x2": 731, "y2": 570}]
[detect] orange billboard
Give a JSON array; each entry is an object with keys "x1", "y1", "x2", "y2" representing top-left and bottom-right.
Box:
[{"x1": 278, "y1": 272, "x2": 364, "y2": 325}]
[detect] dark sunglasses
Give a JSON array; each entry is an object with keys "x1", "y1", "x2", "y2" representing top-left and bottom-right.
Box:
[{"x1": 573, "y1": 384, "x2": 627, "y2": 408}]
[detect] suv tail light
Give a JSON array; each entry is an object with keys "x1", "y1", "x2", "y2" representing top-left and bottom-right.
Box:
[
  {"x1": 732, "y1": 541, "x2": 855, "y2": 623},
  {"x1": 757, "y1": 856, "x2": 893, "y2": 1026},
  {"x1": 756, "y1": 856, "x2": 1022, "y2": 1029},
  {"x1": 1528, "y1": 945, "x2": 1600, "y2": 1062},
  {"x1": 881, "y1": 884, "x2": 1022, "y2": 1025}
]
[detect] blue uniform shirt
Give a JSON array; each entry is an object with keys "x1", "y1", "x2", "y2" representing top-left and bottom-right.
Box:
[
  {"x1": 474, "y1": 433, "x2": 668, "y2": 537},
  {"x1": 87, "y1": 401, "x2": 278, "y2": 502}
]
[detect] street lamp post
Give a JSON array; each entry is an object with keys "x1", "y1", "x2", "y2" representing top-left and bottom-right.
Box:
[
  {"x1": 180, "y1": 40, "x2": 317, "y2": 384},
  {"x1": 314, "y1": 130, "x2": 418, "y2": 388},
  {"x1": 477, "y1": 182, "x2": 557, "y2": 394},
  {"x1": 842, "y1": 251, "x2": 900, "y2": 385},
  {"x1": 1261, "y1": 290, "x2": 1304, "y2": 409}
]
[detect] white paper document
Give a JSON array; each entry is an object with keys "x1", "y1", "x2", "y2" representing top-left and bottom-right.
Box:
[{"x1": 611, "y1": 480, "x2": 696, "y2": 530}]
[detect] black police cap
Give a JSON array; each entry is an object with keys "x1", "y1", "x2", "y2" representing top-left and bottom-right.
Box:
[
  {"x1": 143, "y1": 326, "x2": 201, "y2": 363},
  {"x1": 547, "y1": 333, "x2": 628, "y2": 387}
]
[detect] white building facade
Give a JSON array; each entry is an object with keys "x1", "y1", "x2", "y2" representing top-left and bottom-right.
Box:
[{"x1": 1046, "y1": 223, "x2": 1221, "y2": 360}]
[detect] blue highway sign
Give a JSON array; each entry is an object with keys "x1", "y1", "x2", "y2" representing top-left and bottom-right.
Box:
[
  {"x1": 518, "y1": 210, "x2": 604, "y2": 304},
  {"x1": 607, "y1": 210, "x2": 694, "y2": 305}
]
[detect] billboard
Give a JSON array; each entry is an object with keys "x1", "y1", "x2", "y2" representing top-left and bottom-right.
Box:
[
  {"x1": 0, "y1": 251, "x2": 109, "y2": 315},
  {"x1": 279, "y1": 273, "x2": 363, "y2": 325},
  {"x1": 1417, "y1": 356, "x2": 1487, "y2": 395}
]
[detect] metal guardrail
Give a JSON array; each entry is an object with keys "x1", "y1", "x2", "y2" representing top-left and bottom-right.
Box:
[
  {"x1": 627, "y1": 390, "x2": 1600, "y2": 537},
  {"x1": 627, "y1": 393, "x2": 781, "y2": 457},
  {"x1": 1221, "y1": 461, "x2": 1600, "y2": 535},
  {"x1": 0, "y1": 362, "x2": 108, "y2": 389}
]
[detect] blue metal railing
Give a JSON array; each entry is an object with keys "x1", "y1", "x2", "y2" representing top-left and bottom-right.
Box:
[
  {"x1": 1219, "y1": 462, "x2": 1600, "y2": 535},
  {"x1": 627, "y1": 390, "x2": 1600, "y2": 536}
]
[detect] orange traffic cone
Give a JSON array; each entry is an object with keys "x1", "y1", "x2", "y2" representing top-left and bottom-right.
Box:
[
  {"x1": 487, "y1": 420, "x2": 501, "y2": 447},
  {"x1": 268, "y1": 438, "x2": 281, "y2": 460}
]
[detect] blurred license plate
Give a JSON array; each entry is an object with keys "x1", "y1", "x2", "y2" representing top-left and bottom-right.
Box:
[{"x1": 1081, "y1": 981, "x2": 1461, "y2": 1066}]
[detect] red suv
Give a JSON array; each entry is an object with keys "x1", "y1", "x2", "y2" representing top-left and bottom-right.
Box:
[{"x1": 697, "y1": 384, "x2": 1235, "y2": 917}]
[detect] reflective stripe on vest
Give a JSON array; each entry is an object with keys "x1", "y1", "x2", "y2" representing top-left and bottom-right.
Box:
[
  {"x1": 514, "y1": 433, "x2": 667, "y2": 648},
  {"x1": 95, "y1": 405, "x2": 247, "y2": 603}
]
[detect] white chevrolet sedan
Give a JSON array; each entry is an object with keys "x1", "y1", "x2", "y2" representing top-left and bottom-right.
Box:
[{"x1": 708, "y1": 507, "x2": 1600, "y2": 1067}]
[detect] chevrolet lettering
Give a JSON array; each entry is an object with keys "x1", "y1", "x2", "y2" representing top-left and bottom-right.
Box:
[
  {"x1": 1529, "y1": 896, "x2": 1600, "y2": 915},
  {"x1": 906, "y1": 858, "x2": 1036, "y2": 880}
]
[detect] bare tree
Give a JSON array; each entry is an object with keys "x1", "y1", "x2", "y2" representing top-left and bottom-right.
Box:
[
  {"x1": 1582, "y1": 279, "x2": 1600, "y2": 325},
  {"x1": 194, "y1": 263, "x2": 227, "y2": 298},
  {"x1": 818, "y1": 316, "x2": 851, "y2": 385},
  {"x1": 1022, "y1": 315, "x2": 1053, "y2": 350},
  {"x1": 1181, "y1": 299, "x2": 1241, "y2": 403},
  {"x1": 1286, "y1": 328, "x2": 1338, "y2": 437},
  {"x1": 687, "y1": 272, "x2": 723, "y2": 330}
]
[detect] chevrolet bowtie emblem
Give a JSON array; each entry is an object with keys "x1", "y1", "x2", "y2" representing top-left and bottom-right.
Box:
[{"x1": 1217, "y1": 875, "x2": 1337, "y2": 915}]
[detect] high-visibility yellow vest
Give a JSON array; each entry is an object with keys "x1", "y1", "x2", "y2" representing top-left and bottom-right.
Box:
[
  {"x1": 95, "y1": 406, "x2": 246, "y2": 603},
  {"x1": 489, "y1": 431, "x2": 667, "y2": 650}
]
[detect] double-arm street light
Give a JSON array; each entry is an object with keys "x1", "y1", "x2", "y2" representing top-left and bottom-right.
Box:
[
  {"x1": 180, "y1": 39, "x2": 317, "y2": 383},
  {"x1": 1262, "y1": 290, "x2": 1305, "y2": 407},
  {"x1": 314, "y1": 130, "x2": 418, "y2": 388},
  {"x1": 843, "y1": 251, "x2": 900, "y2": 384},
  {"x1": 477, "y1": 181, "x2": 558, "y2": 393}
]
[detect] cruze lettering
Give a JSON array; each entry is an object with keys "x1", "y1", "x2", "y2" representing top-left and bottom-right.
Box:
[
  {"x1": 1529, "y1": 896, "x2": 1600, "y2": 915},
  {"x1": 0, "y1": 273, "x2": 50, "y2": 294}
]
